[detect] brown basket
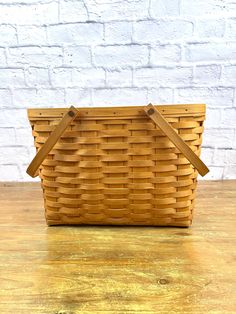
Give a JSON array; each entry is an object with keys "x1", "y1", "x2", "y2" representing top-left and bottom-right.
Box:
[{"x1": 27, "y1": 103, "x2": 209, "y2": 227}]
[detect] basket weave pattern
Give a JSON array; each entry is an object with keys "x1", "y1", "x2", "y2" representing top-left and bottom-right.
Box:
[{"x1": 28, "y1": 105, "x2": 206, "y2": 227}]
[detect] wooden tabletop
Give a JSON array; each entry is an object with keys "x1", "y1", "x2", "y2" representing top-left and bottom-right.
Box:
[{"x1": 0, "y1": 181, "x2": 235, "y2": 314}]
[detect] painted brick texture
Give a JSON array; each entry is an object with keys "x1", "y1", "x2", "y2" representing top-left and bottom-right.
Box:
[{"x1": 0, "y1": 0, "x2": 235, "y2": 181}]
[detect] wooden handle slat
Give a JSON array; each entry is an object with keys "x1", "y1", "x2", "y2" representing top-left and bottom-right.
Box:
[
  {"x1": 144, "y1": 104, "x2": 209, "y2": 177},
  {"x1": 27, "y1": 106, "x2": 79, "y2": 178}
]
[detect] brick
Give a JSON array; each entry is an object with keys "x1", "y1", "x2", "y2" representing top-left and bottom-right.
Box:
[
  {"x1": 150, "y1": 0, "x2": 180, "y2": 17},
  {"x1": 105, "y1": 22, "x2": 132, "y2": 44},
  {"x1": 213, "y1": 149, "x2": 231, "y2": 166},
  {"x1": 181, "y1": 0, "x2": 231, "y2": 16},
  {"x1": 134, "y1": 67, "x2": 192, "y2": 87},
  {"x1": 226, "y1": 1, "x2": 236, "y2": 11},
  {"x1": 94, "y1": 45, "x2": 149, "y2": 67},
  {"x1": 224, "y1": 165, "x2": 236, "y2": 179},
  {"x1": 0, "y1": 164, "x2": 21, "y2": 181},
  {"x1": 34, "y1": 88, "x2": 65, "y2": 107},
  {"x1": 221, "y1": 65, "x2": 236, "y2": 84},
  {"x1": 147, "y1": 88, "x2": 174, "y2": 103},
  {"x1": 72, "y1": 68, "x2": 106, "y2": 87},
  {"x1": 64, "y1": 46, "x2": 91, "y2": 67},
  {"x1": 0, "y1": 68, "x2": 25, "y2": 88},
  {"x1": 51, "y1": 68, "x2": 105, "y2": 88},
  {"x1": 176, "y1": 87, "x2": 234, "y2": 107},
  {"x1": 202, "y1": 128, "x2": 234, "y2": 149},
  {"x1": 233, "y1": 133, "x2": 236, "y2": 150},
  {"x1": 15, "y1": 128, "x2": 34, "y2": 146},
  {"x1": 12, "y1": 88, "x2": 65, "y2": 107},
  {"x1": 12, "y1": 88, "x2": 37, "y2": 108},
  {"x1": 19, "y1": 163, "x2": 40, "y2": 182},
  {"x1": 185, "y1": 42, "x2": 236, "y2": 62},
  {"x1": 0, "y1": 128, "x2": 15, "y2": 145},
  {"x1": 0, "y1": 0, "x2": 40, "y2": 3},
  {"x1": 203, "y1": 166, "x2": 224, "y2": 180},
  {"x1": 0, "y1": 146, "x2": 28, "y2": 164},
  {"x1": 221, "y1": 108, "x2": 236, "y2": 128},
  {"x1": 0, "y1": 48, "x2": 6, "y2": 65},
  {"x1": 65, "y1": 88, "x2": 92, "y2": 106},
  {"x1": 212, "y1": 149, "x2": 227, "y2": 166},
  {"x1": 8, "y1": 46, "x2": 63, "y2": 67},
  {"x1": 0, "y1": 109, "x2": 28, "y2": 127},
  {"x1": 200, "y1": 147, "x2": 214, "y2": 165},
  {"x1": 92, "y1": 88, "x2": 147, "y2": 106},
  {"x1": 86, "y1": 0, "x2": 149, "y2": 21},
  {"x1": 47, "y1": 23, "x2": 103, "y2": 45},
  {"x1": 51, "y1": 68, "x2": 72, "y2": 87},
  {"x1": 150, "y1": 45, "x2": 181, "y2": 64},
  {"x1": 28, "y1": 146, "x2": 38, "y2": 161},
  {"x1": 17, "y1": 26, "x2": 47, "y2": 45},
  {"x1": 106, "y1": 69, "x2": 132, "y2": 87},
  {"x1": 204, "y1": 108, "x2": 221, "y2": 128},
  {"x1": 194, "y1": 65, "x2": 221, "y2": 84},
  {"x1": 225, "y1": 18, "x2": 236, "y2": 39},
  {"x1": 133, "y1": 20, "x2": 193, "y2": 43},
  {"x1": 0, "y1": 2, "x2": 59, "y2": 25},
  {"x1": 0, "y1": 25, "x2": 17, "y2": 45},
  {"x1": 226, "y1": 150, "x2": 236, "y2": 164},
  {"x1": 25, "y1": 68, "x2": 50, "y2": 87},
  {"x1": 59, "y1": 0, "x2": 88, "y2": 23},
  {"x1": 195, "y1": 19, "x2": 225, "y2": 38},
  {"x1": 0, "y1": 89, "x2": 12, "y2": 108}
]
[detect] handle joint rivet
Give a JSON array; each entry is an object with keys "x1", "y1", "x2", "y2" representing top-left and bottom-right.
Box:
[
  {"x1": 147, "y1": 108, "x2": 154, "y2": 115},
  {"x1": 68, "y1": 111, "x2": 75, "y2": 117}
]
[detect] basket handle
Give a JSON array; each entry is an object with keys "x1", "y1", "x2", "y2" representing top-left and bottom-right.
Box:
[
  {"x1": 27, "y1": 106, "x2": 79, "y2": 178},
  {"x1": 144, "y1": 103, "x2": 209, "y2": 177}
]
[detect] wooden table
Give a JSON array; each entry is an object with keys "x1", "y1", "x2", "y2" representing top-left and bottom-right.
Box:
[{"x1": 0, "y1": 181, "x2": 235, "y2": 313}]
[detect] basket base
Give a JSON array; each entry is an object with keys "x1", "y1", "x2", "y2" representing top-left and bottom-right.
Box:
[{"x1": 46, "y1": 219, "x2": 192, "y2": 228}]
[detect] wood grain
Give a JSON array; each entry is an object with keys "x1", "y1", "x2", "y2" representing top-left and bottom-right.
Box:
[{"x1": 0, "y1": 181, "x2": 235, "y2": 313}]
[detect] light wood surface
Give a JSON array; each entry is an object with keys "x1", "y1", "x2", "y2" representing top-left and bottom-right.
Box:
[{"x1": 0, "y1": 180, "x2": 235, "y2": 313}]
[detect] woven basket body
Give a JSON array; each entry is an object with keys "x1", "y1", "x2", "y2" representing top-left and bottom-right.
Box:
[{"x1": 28, "y1": 104, "x2": 206, "y2": 227}]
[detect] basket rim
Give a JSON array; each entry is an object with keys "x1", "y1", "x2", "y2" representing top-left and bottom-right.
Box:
[{"x1": 28, "y1": 103, "x2": 206, "y2": 118}]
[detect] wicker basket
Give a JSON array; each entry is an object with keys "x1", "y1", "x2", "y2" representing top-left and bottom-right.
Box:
[{"x1": 27, "y1": 103, "x2": 209, "y2": 227}]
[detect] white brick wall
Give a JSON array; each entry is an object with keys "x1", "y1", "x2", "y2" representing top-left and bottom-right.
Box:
[{"x1": 0, "y1": 0, "x2": 235, "y2": 181}]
